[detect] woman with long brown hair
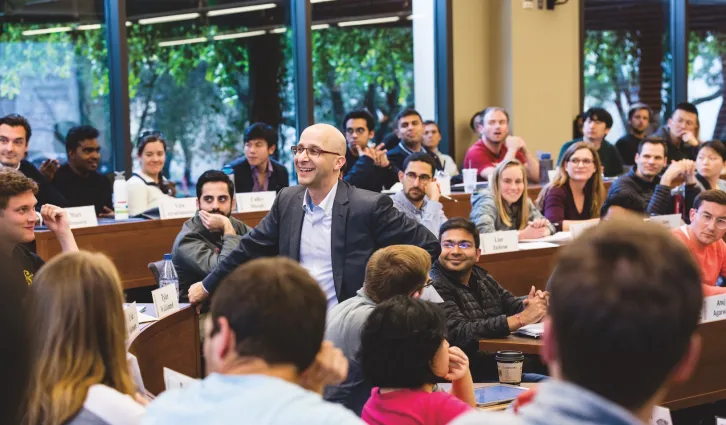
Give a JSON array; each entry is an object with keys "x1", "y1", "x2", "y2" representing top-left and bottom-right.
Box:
[
  {"x1": 23, "y1": 251, "x2": 144, "y2": 425},
  {"x1": 536, "y1": 142, "x2": 606, "y2": 232}
]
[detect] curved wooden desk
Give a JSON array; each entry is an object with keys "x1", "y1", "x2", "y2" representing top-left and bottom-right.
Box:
[{"x1": 128, "y1": 303, "x2": 201, "y2": 396}]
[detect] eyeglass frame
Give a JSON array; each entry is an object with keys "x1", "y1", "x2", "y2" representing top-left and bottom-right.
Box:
[
  {"x1": 290, "y1": 145, "x2": 341, "y2": 158},
  {"x1": 440, "y1": 240, "x2": 475, "y2": 250},
  {"x1": 404, "y1": 171, "x2": 432, "y2": 184},
  {"x1": 696, "y1": 209, "x2": 726, "y2": 230},
  {"x1": 568, "y1": 158, "x2": 594, "y2": 166}
]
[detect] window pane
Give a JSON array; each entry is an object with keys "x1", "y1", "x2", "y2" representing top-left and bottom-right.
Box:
[
  {"x1": 688, "y1": 0, "x2": 726, "y2": 140},
  {"x1": 1, "y1": 3, "x2": 111, "y2": 172},
  {"x1": 312, "y1": 0, "x2": 413, "y2": 141},
  {"x1": 583, "y1": 0, "x2": 670, "y2": 142},
  {"x1": 126, "y1": 0, "x2": 295, "y2": 194}
]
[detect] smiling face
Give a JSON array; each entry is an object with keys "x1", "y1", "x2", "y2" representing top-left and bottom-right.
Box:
[
  {"x1": 0, "y1": 124, "x2": 28, "y2": 168},
  {"x1": 481, "y1": 110, "x2": 509, "y2": 144},
  {"x1": 565, "y1": 147, "x2": 596, "y2": 183},
  {"x1": 498, "y1": 165, "x2": 525, "y2": 205},
  {"x1": 635, "y1": 142, "x2": 667, "y2": 179},
  {"x1": 294, "y1": 124, "x2": 346, "y2": 189},
  {"x1": 69, "y1": 139, "x2": 101, "y2": 173},
  {"x1": 139, "y1": 141, "x2": 166, "y2": 177},
  {"x1": 696, "y1": 146, "x2": 724, "y2": 180},
  {"x1": 439, "y1": 228, "x2": 480, "y2": 274},
  {"x1": 0, "y1": 191, "x2": 38, "y2": 245}
]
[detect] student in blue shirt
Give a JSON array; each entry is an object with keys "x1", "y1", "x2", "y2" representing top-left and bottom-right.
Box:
[{"x1": 143, "y1": 257, "x2": 364, "y2": 425}]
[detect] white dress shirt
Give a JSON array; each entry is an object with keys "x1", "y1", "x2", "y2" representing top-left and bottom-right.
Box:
[{"x1": 300, "y1": 182, "x2": 338, "y2": 310}]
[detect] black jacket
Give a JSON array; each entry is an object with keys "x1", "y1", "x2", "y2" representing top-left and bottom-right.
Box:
[
  {"x1": 606, "y1": 165, "x2": 700, "y2": 221},
  {"x1": 652, "y1": 125, "x2": 698, "y2": 162},
  {"x1": 343, "y1": 148, "x2": 399, "y2": 192},
  {"x1": 231, "y1": 158, "x2": 289, "y2": 193},
  {"x1": 202, "y1": 180, "x2": 441, "y2": 301},
  {"x1": 430, "y1": 261, "x2": 524, "y2": 381},
  {"x1": 51, "y1": 164, "x2": 112, "y2": 214},
  {"x1": 615, "y1": 133, "x2": 644, "y2": 166},
  {"x1": 18, "y1": 160, "x2": 68, "y2": 208}
]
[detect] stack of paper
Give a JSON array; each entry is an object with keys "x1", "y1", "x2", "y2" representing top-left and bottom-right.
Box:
[{"x1": 515, "y1": 322, "x2": 545, "y2": 338}]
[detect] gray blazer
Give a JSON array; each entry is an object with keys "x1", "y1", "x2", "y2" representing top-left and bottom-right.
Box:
[{"x1": 202, "y1": 180, "x2": 441, "y2": 303}]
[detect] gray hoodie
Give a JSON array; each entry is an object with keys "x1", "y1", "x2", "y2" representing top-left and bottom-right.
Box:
[{"x1": 450, "y1": 380, "x2": 643, "y2": 425}]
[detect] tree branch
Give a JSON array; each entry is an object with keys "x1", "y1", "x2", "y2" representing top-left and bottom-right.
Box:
[{"x1": 691, "y1": 88, "x2": 723, "y2": 106}]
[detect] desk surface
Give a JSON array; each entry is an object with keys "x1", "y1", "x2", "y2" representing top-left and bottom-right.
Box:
[
  {"x1": 128, "y1": 303, "x2": 201, "y2": 395},
  {"x1": 478, "y1": 318, "x2": 726, "y2": 410}
]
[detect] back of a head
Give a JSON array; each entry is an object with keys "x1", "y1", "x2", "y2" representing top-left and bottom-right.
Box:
[
  {"x1": 65, "y1": 125, "x2": 100, "y2": 154},
  {"x1": 360, "y1": 296, "x2": 446, "y2": 389},
  {"x1": 364, "y1": 245, "x2": 431, "y2": 303},
  {"x1": 25, "y1": 251, "x2": 133, "y2": 425},
  {"x1": 548, "y1": 220, "x2": 702, "y2": 410},
  {"x1": 211, "y1": 257, "x2": 327, "y2": 372},
  {"x1": 600, "y1": 192, "x2": 645, "y2": 218},
  {"x1": 244, "y1": 122, "x2": 278, "y2": 149}
]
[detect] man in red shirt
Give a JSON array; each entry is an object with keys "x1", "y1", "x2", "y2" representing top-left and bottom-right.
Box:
[
  {"x1": 672, "y1": 189, "x2": 726, "y2": 296},
  {"x1": 463, "y1": 107, "x2": 539, "y2": 182}
]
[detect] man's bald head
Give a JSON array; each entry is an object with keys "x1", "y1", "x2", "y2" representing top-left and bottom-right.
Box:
[{"x1": 300, "y1": 124, "x2": 346, "y2": 156}]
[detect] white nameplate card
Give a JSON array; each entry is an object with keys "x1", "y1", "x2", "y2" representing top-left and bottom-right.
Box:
[
  {"x1": 123, "y1": 301, "x2": 140, "y2": 339},
  {"x1": 570, "y1": 221, "x2": 597, "y2": 239},
  {"x1": 701, "y1": 293, "x2": 726, "y2": 323},
  {"x1": 646, "y1": 214, "x2": 682, "y2": 230},
  {"x1": 481, "y1": 231, "x2": 518, "y2": 254},
  {"x1": 65, "y1": 205, "x2": 98, "y2": 229},
  {"x1": 151, "y1": 284, "x2": 180, "y2": 319},
  {"x1": 649, "y1": 405, "x2": 672, "y2": 425},
  {"x1": 236, "y1": 191, "x2": 276, "y2": 212},
  {"x1": 159, "y1": 197, "x2": 197, "y2": 220},
  {"x1": 163, "y1": 367, "x2": 198, "y2": 390},
  {"x1": 716, "y1": 417, "x2": 726, "y2": 425}
]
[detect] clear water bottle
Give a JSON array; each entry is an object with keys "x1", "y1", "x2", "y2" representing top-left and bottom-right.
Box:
[
  {"x1": 113, "y1": 171, "x2": 129, "y2": 220},
  {"x1": 159, "y1": 253, "x2": 179, "y2": 300}
]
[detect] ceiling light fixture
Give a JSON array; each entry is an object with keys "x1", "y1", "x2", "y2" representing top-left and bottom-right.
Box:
[
  {"x1": 158, "y1": 37, "x2": 207, "y2": 47},
  {"x1": 22, "y1": 27, "x2": 72, "y2": 36},
  {"x1": 213, "y1": 30, "x2": 267, "y2": 41},
  {"x1": 139, "y1": 12, "x2": 200, "y2": 25},
  {"x1": 269, "y1": 27, "x2": 287, "y2": 34},
  {"x1": 207, "y1": 3, "x2": 276, "y2": 17},
  {"x1": 77, "y1": 24, "x2": 102, "y2": 31},
  {"x1": 311, "y1": 24, "x2": 330, "y2": 30},
  {"x1": 338, "y1": 16, "x2": 401, "y2": 27}
]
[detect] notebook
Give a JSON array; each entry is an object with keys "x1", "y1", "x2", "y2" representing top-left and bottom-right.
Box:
[{"x1": 475, "y1": 385, "x2": 528, "y2": 407}]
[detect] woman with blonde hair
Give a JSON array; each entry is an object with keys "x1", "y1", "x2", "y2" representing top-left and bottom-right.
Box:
[
  {"x1": 23, "y1": 251, "x2": 144, "y2": 425},
  {"x1": 536, "y1": 142, "x2": 606, "y2": 231},
  {"x1": 470, "y1": 159, "x2": 555, "y2": 240}
]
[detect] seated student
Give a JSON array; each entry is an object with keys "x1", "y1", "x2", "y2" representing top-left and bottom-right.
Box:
[
  {"x1": 172, "y1": 170, "x2": 251, "y2": 312},
  {"x1": 0, "y1": 113, "x2": 68, "y2": 207},
  {"x1": 50, "y1": 125, "x2": 113, "y2": 217},
  {"x1": 451, "y1": 220, "x2": 703, "y2": 425},
  {"x1": 325, "y1": 245, "x2": 432, "y2": 415},
  {"x1": 695, "y1": 140, "x2": 726, "y2": 191},
  {"x1": 470, "y1": 159, "x2": 555, "y2": 239},
  {"x1": 230, "y1": 122, "x2": 289, "y2": 193},
  {"x1": 557, "y1": 107, "x2": 623, "y2": 177},
  {"x1": 392, "y1": 153, "x2": 447, "y2": 237},
  {"x1": 342, "y1": 109, "x2": 398, "y2": 192},
  {"x1": 615, "y1": 103, "x2": 652, "y2": 166},
  {"x1": 536, "y1": 142, "x2": 606, "y2": 232},
  {"x1": 423, "y1": 120, "x2": 459, "y2": 177},
  {"x1": 463, "y1": 107, "x2": 539, "y2": 182},
  {"x1": 144, "y1": 257, "x2": 363, "y2": 425},
  {"x1": 386, "y1": 108, "x2": 443, "y2": 173},
  {"x1": 0, "y1": 168, "x2": 77, "y2": 299},
  {"x1": 360, "y1": 296, "x2": 476, "y2": 425},
  {"x1": 599, "y1": 191, "x2": 647, "y2": 220},
  {"x1": 431, "y1": 218, "x2": 548, "y2": 382},
  {"x1": 606, "y1": 137, "x2": 700, "y2": 220},
  {"x1": 652, "y1": 102, "x2": 701, "y2": 162},
  {"x1": 127, "y1": 132, "x2": 174, "y2": 216},
  {"x1": 24, "y1": 251, "x2": 145, "y2": 425},
  {"x1": 672, "y1": 190, "x2": 726, "y2": 296}
]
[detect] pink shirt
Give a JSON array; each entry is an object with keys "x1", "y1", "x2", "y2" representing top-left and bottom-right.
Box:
[
  {"x1": 672, "y1": 226, "x2": 726, "y2": 296},
  {"x1": 361, "y1": 388, "x2": 472, "y2": 425}
]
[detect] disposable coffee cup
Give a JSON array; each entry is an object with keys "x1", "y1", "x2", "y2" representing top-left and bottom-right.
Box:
[
  {"x1": 496, "y1": 350, "x2": 524, "y2": 385},
  {"x1": 463, "y1": 168, "x2": 478, "y2": 194},
  {"x1": 438, "y1": 175, "x2": 451, "y2": 196}
]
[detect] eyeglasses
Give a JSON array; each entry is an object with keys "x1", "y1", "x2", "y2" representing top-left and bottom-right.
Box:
[
  {"x1": 290, "y1": 145, "x2": 340, "y2": 158},
  {"x1": 441, "y1": 241, "x2": 474, "y2": 250},
  {"x1": 405, "y1": 172, "x2": 432, "y2": 183},
  {"x1": 568, "y1": 158, "x2": 594, "y2": 166},
  {"x1": 345, "y1": 128, "x2": 367, "y2": 135},
  {"x1": 697, "y1": 210, "x2": 726, "y2": 229},
  {"x1": 422, "y1": 279, "x2": 433, "y2": 289}
]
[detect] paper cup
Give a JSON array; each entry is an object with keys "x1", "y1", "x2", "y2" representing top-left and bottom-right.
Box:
[
  {"x1": 438, "y1": 175, "x2": 451, "y2": 196},
  {"x1": 496, "y1": 350, "x2": 524, "y2": 385},
  {"x1": 463, "y1": 169, "x2": 478, "y2": 194}
]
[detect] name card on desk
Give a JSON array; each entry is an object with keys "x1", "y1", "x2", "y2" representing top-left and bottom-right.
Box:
[
  {"x1": 481, "y1": 231, "x2": 518, "y2": 254},
  {"x1": 159, "y1": 197, "x2": 197, "y2": 220},
  {"x1": 123, "y1": 301, "x2": 140, "y2": 339},
  {"x1": 236, "y1": 191, "x2": 276, "y2": 212},
  {"x1": 570, "y1": 221, "x2": 598, "y2": 239},
  {"x1": 647, "y1": 214, "x2": 682, "y2": 230},
  {"x1": 152, "y1": 284, "x2": 180, "y2": 319},
  {"x1": 650, "y1": 406, "x2": 672, "y2": 425},
  {"x1": 65, "y1": 205, "x2": 98, "y2": 229},
  {"x1": 164, "y1": 367, "x2": 197, "y2": 390},
  {"x1": 701, "y1": 294, "x2": 726, "y2": 323}
]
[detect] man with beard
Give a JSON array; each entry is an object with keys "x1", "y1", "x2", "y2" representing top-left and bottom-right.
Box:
[
  {"x1": 615, "y1": 103, "x2": 652, "y2": 166},
  {"x1": 430, "y1": 217, "x2": 549, "y2": 382},
  {"x1": 463, "y1": 107, "x2": 540, "y2": 182},
  {"x1": 50, "y1": 125, "x2": 114, "y2": 217},
  {"x1": 391, "y1": 152, "x2": 447, "y2": 237},
  {"x1": 672, "y1": 190, "x2": 726, "y2": 296},
  {"x1": 606, "y1": 137, "x2": 700, "y2": 220},
  {"x1": 172, "y1": 170, "x2": 251, "y2": 314}
]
